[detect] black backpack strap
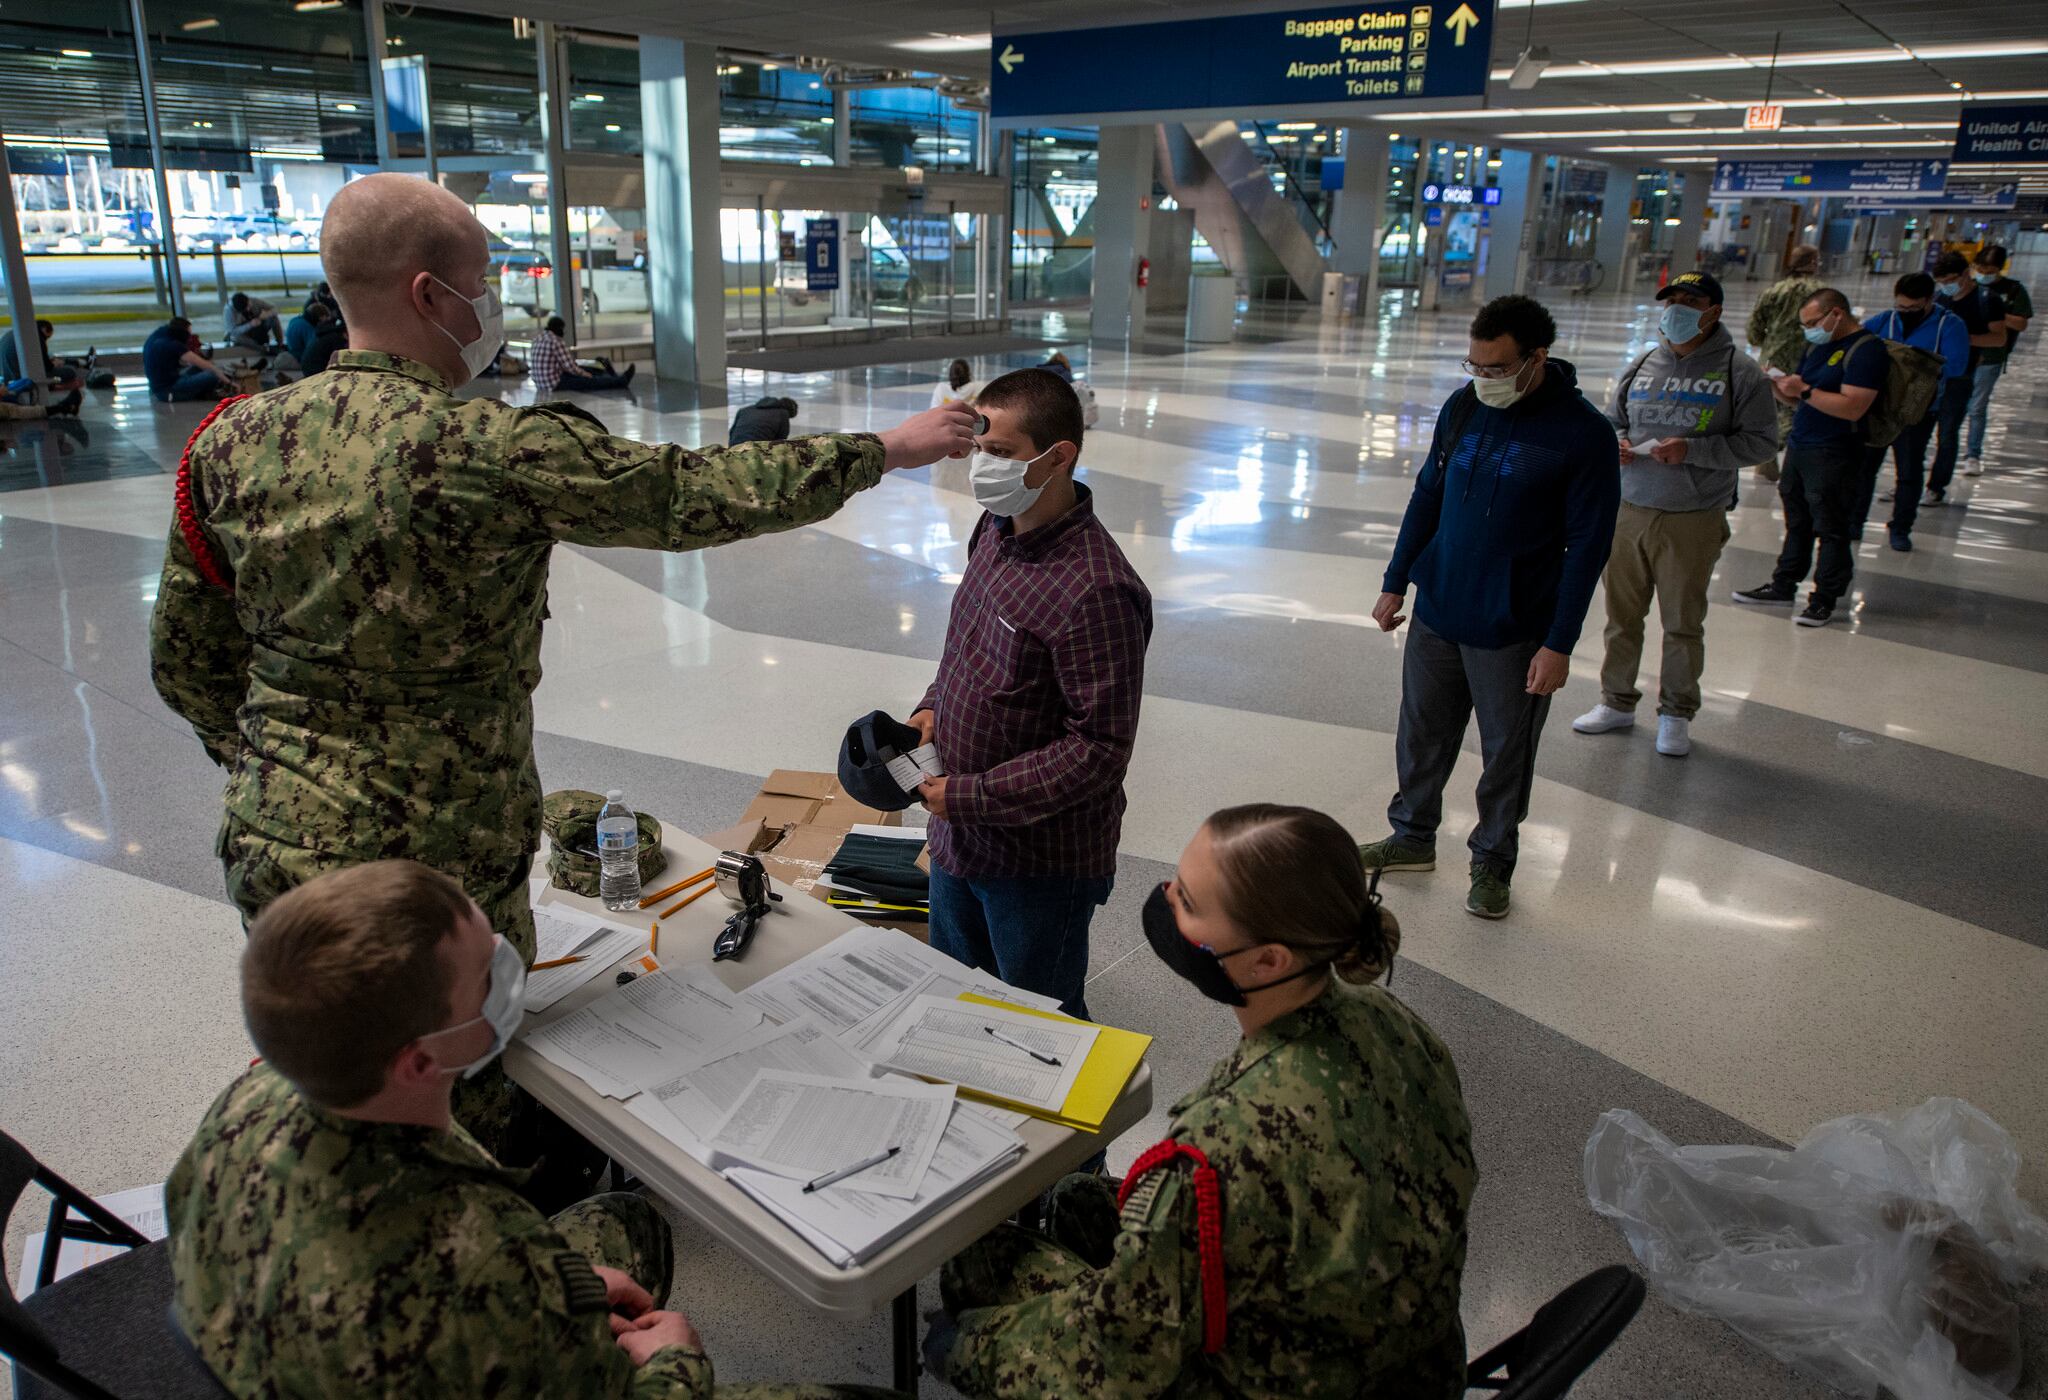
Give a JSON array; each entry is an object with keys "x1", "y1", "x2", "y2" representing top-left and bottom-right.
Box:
[{"x1": 1430, "y1": 385, "x2": 1478, "y2": 475}]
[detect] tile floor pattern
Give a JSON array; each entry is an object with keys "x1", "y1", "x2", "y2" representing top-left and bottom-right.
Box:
[{"x1": 4, "y1": 276, "x2": 2047, "y2": 1398}]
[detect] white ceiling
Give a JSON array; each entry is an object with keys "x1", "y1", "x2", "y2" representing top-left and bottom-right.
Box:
[{"x1": 420, "y1": 0, "x2": 2046, "y2": 167}]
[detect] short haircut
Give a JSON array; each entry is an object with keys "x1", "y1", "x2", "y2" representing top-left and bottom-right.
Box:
[
  {"x1": 1932, "y1": 250, "x2": 1970, "y2": 278},
  {"x1": 1205, "y1": 805, "x2": 1401, "y2": 986},
  {"x1": 166, "y1": 317, "x2": 192, "y2": 339},
  {"x1": 1786, "y1": 244, "x2": 1821, "y2": 274},
  {"x1": 1803, "y1": 288, "x2": 1851, "y2": 316},
  {"x1": 242, "y1": 861, "x2": 471, "y2": 1109},
  {"x1": 230, "y1": 292, "x2": 249, "y2": 309},
  {"x1": 1975, "y1": 245, "x2": 2008, "y2": 270},
  {"x1": 1895, "y1": 272, "x2": 1935, "y2": 299},
  {"x1": 778, "y1": 396, "x2": 798, "y2": 416},
  {"x1": 546, "y1": 315, "x2": 566, "y2": 335},
  {"x1": 948, "y1": 357, "x2": 971, "y2": 389},
  {"x1": 35, "y1": 319, "x2": 53, "y2": 335},
  {"x1": 321, "y1": 174, "x2": 486, "y2": 318},
  {"x1": 976, "y1": 368, "x2": 1084, "y2": 453},
  {"x1": 1470, "y1": 294, "x2": 1556, "y2": 354}
]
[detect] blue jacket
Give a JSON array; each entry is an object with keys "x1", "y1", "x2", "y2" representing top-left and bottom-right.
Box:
[
  {"x1": 1383, "y1": 358, "x2": 1621, "y2": 654},
  {"x1": 1863, "y1": 306, "x2": 1969, "y2": 381}
]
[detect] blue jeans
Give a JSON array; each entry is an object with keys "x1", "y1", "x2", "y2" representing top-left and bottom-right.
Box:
[
  {"x1": 162, "y1": 367, "x2": 227, "y2": 402},
  {"x1": 928, "y1": 867, "x2": 1111, "y2": 1019},
  {"x1": 1966, "y1": 360, "x2": 2006, "y2": 460}
]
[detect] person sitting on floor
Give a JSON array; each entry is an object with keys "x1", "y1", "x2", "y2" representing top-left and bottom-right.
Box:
[
  {"x1": 728, "y1": 395, "x2": 799, "y2": 445},
  {"x1": 529, "y1": 315, "x2": 635, "y2": 394}
]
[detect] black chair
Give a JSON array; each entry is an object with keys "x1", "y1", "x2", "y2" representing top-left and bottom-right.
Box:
[
  {"x1": 1, "y1": 1128, "x2": 227, "y2": 1399},
  {"x1": 1466, "y1": 1265, "x2": 1646, "y2": 1399}
]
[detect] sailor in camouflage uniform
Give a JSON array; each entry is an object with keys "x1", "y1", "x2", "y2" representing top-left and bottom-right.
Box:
[
  {"x1": 147, "y1": 173, "x2": 971, "y2": 1163},
  {"x1": 927, "y1": 805, "x2": 1477, "y2": 1398},
  {"x1": 170, "y1": 860, "x2": 903, "y2": 1399}
]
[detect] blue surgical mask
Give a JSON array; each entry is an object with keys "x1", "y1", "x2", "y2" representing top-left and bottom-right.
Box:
[
  {"x1": 1802, "y1": 322, "x2": 1833, "y2": 345},
  {"x1": 419, "y1": 935, "x2": 527, "y2": 1079},
  {"x1": 1660, "y1": 304, "x2": 1706, "y2": 344},
  {"x1": 1974, "y1": 270, "x2": 1998, "y2": 284},
  {"x1": 1937, "y1": 280, "x2": 1964, "y2": 298}
]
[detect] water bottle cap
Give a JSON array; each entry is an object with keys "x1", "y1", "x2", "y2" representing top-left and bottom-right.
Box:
[{"x1": 605, "y1": 789, "x2": 624, "y2": 802}]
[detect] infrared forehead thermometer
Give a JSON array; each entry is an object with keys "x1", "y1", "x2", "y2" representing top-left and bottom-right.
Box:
[{"x1": 972, "y1": 413, "x2": 989, "y2": 435}]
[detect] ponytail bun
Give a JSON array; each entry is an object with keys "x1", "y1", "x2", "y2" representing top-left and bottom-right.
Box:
[{"x1": 1334, "y1": 904, "x2": 1401, "y2": 985}]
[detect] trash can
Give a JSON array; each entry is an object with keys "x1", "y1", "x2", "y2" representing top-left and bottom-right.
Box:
[{"x1": 1186, "y1": 275, "x2": 1238, "y2": 343}]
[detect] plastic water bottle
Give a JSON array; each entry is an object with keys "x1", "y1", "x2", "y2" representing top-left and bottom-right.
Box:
[{"x1": 597, "y1": 789, "x2": 641, "y2": 910}]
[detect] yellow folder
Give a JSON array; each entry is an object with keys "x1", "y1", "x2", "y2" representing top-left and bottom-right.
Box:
[{"x1": 954, "y1": 992, "x2": 1152, "y2": 1133}]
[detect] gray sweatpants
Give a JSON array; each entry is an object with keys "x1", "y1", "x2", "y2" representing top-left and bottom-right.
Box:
[{"x1": 1387, "y1": 618, "x2": 1552, "y2": 877}]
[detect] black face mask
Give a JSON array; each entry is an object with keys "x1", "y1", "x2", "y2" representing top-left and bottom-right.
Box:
[
  {"x1": 1898, "y1": 306, "x2": 1931, "y2": 335},
  {"x1": 1141, "y1": 883, "x2": 1328, "y2": 1006}
]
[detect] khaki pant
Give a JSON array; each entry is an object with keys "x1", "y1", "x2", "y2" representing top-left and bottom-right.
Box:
[{"x1": 1599, "y1": 502, "x2": 1732, "y2": 720}]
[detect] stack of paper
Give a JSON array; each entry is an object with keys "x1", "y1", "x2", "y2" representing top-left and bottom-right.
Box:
[
  {"x1": 741, "y1": 925, "x2": 1059, "y2": 1045},
  {"x1": 524, "y1": 964, "x2": 763, "y2": 1098},
  {"x1": 725, "y1": 1103, "x2": 1025, "y2": 1267},
  {"x1": 703, "y1": 1071, "x2": 954, "y2": 1199},
  {"x1": 870, "y1": 993, "x2": 1152, "y2": 1132},
  {"x1": 525, "y1": 908, "x2": 648, "y2": 1011}
]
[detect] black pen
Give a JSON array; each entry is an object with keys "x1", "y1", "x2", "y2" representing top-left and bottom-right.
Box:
[
  {"x1": 803, "y1": 1145, "x2": 899, "y2": 1193},
  {"x1": 985, "y1": 1025, "x2": 1060, "y2": 1066}
]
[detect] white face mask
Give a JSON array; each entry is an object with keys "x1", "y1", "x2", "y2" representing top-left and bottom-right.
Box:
[
  {"x1": 428, "y1": 274, "x2": 504, "y2": 384},
  {"x1": 969, "y1": 443, "x2": 1057, "y2": 517},
  {"x1": 1471, "y1": 356, "x2": 1538, "y2": 409},
  {"x1": 419, "y1": 935, "x2": 526, "y2": 1079}
]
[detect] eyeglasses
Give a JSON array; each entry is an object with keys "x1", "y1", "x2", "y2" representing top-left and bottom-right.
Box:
[{"x1": 1461, "y1": 355, "x2": 1529, "y2": 380}]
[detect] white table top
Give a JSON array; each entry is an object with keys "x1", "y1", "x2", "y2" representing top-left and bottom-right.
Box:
[{"x1": 504, "y1": 825, "x2": 1153, "y2": 1318}]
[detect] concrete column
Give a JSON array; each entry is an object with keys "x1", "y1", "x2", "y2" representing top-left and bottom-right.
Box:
[
  {"x1": 127, "y1": 0, "x2": 185, "y2": 316},
  {"x1": 536, "y1": 23, "x2": 577, "y2": 342},
  {"x1": 638, "y1": 38, "x2": 726, "y2": 389},
  {"x1": 1669, "y1": 169, "x2": 1711, "y2": 275},
  {"x1": 831, "y1": 87, "x2": 851, "y2": 322},
  {"x1": 363, "y1": 0, "x2": 392, "y2": 164},
  {"x1": 1483, "y1": 149, "x2": 1536, "y2": 302},
  {"x1": 1091, "y1": 124, "x2": 1154, "y2": 340},
  {"x1": 0, "y1": 136, "x2": 51, "y2": 399},
  {"x1": 1329, "y1": 125, "x2": 1387, "y2": 301},
  {"x1": 1594, "y1": 162, "x2": 1634, "y2": 287}
]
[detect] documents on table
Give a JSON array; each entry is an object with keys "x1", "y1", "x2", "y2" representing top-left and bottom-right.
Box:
[
  {"x1": 705, "y1": 1070, "x2": 952, "y2": 1200},
  {"x1": 525, "y1": 908, "x2": 646, "y2": 1011},
  {"x1": 742, "y1": 924, "x2": 1060, "y2": 1045},
  {"x1": 838, "y1": 966, "x2": 1058, "y2": 1053},
  {"x1": 524, "y1": 964, "x2": 761, "y2": 1098},
  {"x1": 873, "y1": 996, "x2": 1097, "y2": 1115},
  {"x1": 725, "y1": 1102, "x2": 1026, "y2": 1267},
  {"x1": 644, "y1": 1018, "x2": 868, "y2": 1141}
]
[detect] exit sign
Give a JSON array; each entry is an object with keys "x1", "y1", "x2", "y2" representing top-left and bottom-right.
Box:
[{"x1": 1745, "y1": 104, "x2": 1784, "y2": 131}]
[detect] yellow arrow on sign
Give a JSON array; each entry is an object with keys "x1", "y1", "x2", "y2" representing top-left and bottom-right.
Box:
[
  {"x1": 998, "y1": 43, "x2": 1024, "y2": 74},
  {"x1": 1445, "y1": 2, "x2": 1480, "y2": 45}
]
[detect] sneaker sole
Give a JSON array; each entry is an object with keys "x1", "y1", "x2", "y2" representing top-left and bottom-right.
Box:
[
  {"x1": 1573, "y1": 721, "x2": 1635, "y2": 735},
  {"x1": 1794, "y1": 615, "x2": 1833, "y2": 628},
  {"x1": 1730, "y1": 592, "x2": 1794, "y2": 606},
  {"x1": 1364, "y1": 857, "x2": 1435, "y2": 873},
  {"x1": 1465, "y1": 899, "x2": 1509, "y2": 920},
  {"x1": 1656, "y1": 744, "x2": 1691, "y2": 758}
]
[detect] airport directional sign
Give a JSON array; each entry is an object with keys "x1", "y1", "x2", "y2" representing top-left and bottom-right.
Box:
[
  {"x1": 1710, "y1": 158, "x2": 1948, "y2": 198},
  {"x1": 991, "y1": 1, "x2": 1497, "y2": 126}
]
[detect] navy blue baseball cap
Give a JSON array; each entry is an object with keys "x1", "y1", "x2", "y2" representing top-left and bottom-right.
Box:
[
  {"x1": 836, "y1": 710, "x2": 926, "y2": 813},
  {"x1": 1658, "y1": 271, "x2": 1724, "y2": 305}
]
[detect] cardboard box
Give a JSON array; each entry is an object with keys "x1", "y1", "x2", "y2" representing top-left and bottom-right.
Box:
[{"x1": 726, "y1": 770, "x2": 924, "y2": 939}]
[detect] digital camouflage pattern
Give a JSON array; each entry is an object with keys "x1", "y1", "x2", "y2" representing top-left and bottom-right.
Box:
[
  {"x1": 1746, "y1": 274, "x2": 1827, "y2": 375},
  {"x1": 544, "y1": 788, "x2": 669, "y2": 897},
  {"x1": 168, "y1": 1065, "x2": 912, "y2": 1400},
  {"x1": 939, "y1": 983, "x2": 1477, "y2": 1399},
  {"x1": 149, "y1": 349, "x2": 885, "y2": 966}
]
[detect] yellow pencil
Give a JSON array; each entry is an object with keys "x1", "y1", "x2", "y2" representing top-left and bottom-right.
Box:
[
  {"x1": 659, "y1": 883, "x2": 715, "y2": 921},
  {"x1": 529, "y1": 954, "x2": 586, "y2": 971},
  {"x1": 638, "y1": 867, "x2": 715, "y2": 909},
  {"x1": 650, "y1": 919, "x2": 659, "y2": 957}
]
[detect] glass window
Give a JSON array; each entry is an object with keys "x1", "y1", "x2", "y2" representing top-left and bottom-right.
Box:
[
  {"x1": 566, "y1": 36, "x2": 642, "y2": 157},
  {"x1": 1009, "y1": 127, "x2": 1094, "y2": 304},
  {"x1": 848, "y1": 83, "x2": 977, "y2": 173},
  {"x1": 720, "y1": 61, "x2": 834, "y2": 165}
]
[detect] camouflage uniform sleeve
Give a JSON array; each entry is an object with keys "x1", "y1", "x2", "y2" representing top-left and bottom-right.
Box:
[
  {"x1": 497, "y1": 407, "x2": 886, "y2": 551},
  {"x1": 946, "y1": 1172, "x2": 1201, "y2": 1396},
  {"x1": 148, "y1": 520, "x2": 248, "y2": 768},
  {"x1": 443, "y1": 1226, "x2": 715, "y2": 1400}
]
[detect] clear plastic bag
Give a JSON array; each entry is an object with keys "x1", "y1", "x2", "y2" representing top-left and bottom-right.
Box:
[{"x1": 1584, "y1": 1099, "x2": 2048, "y2": 1399}]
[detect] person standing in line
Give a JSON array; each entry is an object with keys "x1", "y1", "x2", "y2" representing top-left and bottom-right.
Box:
[
  {"x1": 909, "y1": 368, "x2": 1152, "y2": 1017},
  {"x1": 1732, "y1": 289, "x2": 1887, "y2": 628},
  {"x1": 530, "y1": 315, "x2": 635, "y2": 394},
  {"x1": 1962, "y1": 245, "x2": 2032, "y2": 476},
  {"x1": 148, "y1": 173, "x2": 974, "y2": 1188},
  {"x1": 1921, "y1": 250, "x2": 2005, "y2": 505},
  {"x1": 1744, "y1": 244, "x2": 1826, "y2": 482},
  {"x1": 931, "y1": 357, "x2": 980, "y2": 409},
  {"x1": 1358, "y1": 295, "x2": 1620, "y2": 921},
  {"x1": 1866, "y1": 272, "x2": 1969, "y2": 551},
  {"x1": 1573, "y1": 272, "x2": 1777, "y2": 758}
]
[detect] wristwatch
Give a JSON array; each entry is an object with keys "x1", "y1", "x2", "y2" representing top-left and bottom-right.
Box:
[{"x1": 1799, "y1": 386, "x2": 1815, "y2": 401}]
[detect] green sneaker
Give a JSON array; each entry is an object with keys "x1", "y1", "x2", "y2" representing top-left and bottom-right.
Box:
[
  {"x1": 1358, "y1": 836, "x2": 1436, "y2": 873},
  {"x1": 1466, "y1": 865, "x2": 1511, "y2": 920}
]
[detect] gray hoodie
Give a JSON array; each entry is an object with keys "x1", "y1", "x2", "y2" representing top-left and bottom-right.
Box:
[{"x1": 1604, "y1": 323, "x2": 1779, "y2": 512}]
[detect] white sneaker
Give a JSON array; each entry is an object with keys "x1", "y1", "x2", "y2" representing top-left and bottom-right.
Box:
[
  {"x1": 1656, "y1": 715, "x2": 1692, "y2": 757},
  {"x1": 1962, "y1": 457, "x2": 1984, "y2": 476},
  {"x1": 1573, "y1": 703, "x2": 1636, "y2": 735}
]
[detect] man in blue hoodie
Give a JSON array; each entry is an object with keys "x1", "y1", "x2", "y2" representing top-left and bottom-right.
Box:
[
  {"x1": 1359, "y1": 295, "x2": 1621, "y2": 920},
  {"x1": 1866, "y1": 271, "x2": 1969, "y2": 551}
]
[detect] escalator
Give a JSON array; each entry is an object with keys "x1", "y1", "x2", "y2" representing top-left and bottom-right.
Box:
[{"x1": 1155, "y1": 120, "x2": 1332, "y2": 299}]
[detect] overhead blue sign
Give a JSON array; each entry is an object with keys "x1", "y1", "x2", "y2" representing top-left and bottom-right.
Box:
[
  {"x1": 1320, "y1": 157, "x2": 1345, "y2": 192},
  {"x1": 1424, "y1": 206, "x2": 1444, "y2": 227},
  {"x1": 1710, "y1": 158, "x2": 1947, "y2": 197},
  {"x1": 992, "y1": 1, "x2": 1497, "y2": 125},
  {"x1": 1845, "y1": 183, "x2": 2018, "y2": 211},
  {"x1": 805, "y1": 218, "x2": 839, "y2": 293},
  {"x1": 1952, "y1": 104, "x2": 2048, "y2": 165},
  {"x1": 1421, "y1": 182, "x2": 1502, "y2": 205}
]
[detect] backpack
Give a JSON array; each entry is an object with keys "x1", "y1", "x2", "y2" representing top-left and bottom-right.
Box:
[{"x1": 1853, "y1": 327, "x2": 1942, "y2": 450}]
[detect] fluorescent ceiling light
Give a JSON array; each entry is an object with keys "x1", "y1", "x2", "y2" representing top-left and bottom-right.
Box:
[
  {"x1": 292, "y1": 0, "x2": 342, "y2": 11},
  {"x1": 891, "y1": 32, "x2": 990, "y2": 53},
  {"x1": 605, "y1": 123, "x2": 621, "y2": 132},
  {"x1": 1372, "y1": 89, "x2": 2048, "y2": 122},
  {"x1": 335, "y1": 102, "x2": 357, "y2": 111},
  {"x1": 180, "y1": 17, "x2": 219, "y2": 30},
  {"x1": 59, "y1": 48, "x2": 93, "y2": 57},
  {"x1": 1588, "y1": 139, "x2": 1952, "y2": 151},
  {"x1": 1275, "y1": 122, "x2": 1318, "y2": 131},
  {"x1": 1489, "y1": 40, "x2": 2048, "y2": 82},
  {"x1": 1502, "y1": 122, "x2": 1956, "y2": 138}
]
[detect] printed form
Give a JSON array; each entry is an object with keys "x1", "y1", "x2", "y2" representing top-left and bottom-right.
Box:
[
  {"x1": 707, "y1": 1070, "x2": 953, "y2": 1200},
  {"x1": 874, "y1": 996, "x2": 1098, "y2": 1113}
]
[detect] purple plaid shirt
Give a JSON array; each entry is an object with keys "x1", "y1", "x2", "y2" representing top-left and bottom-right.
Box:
[
  {"x1": 920, "y1": 485, "x2": 1152, "y2": 879},
  {"x1": 528, "y1": 329, "x2": 574, "y2": 394}
]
